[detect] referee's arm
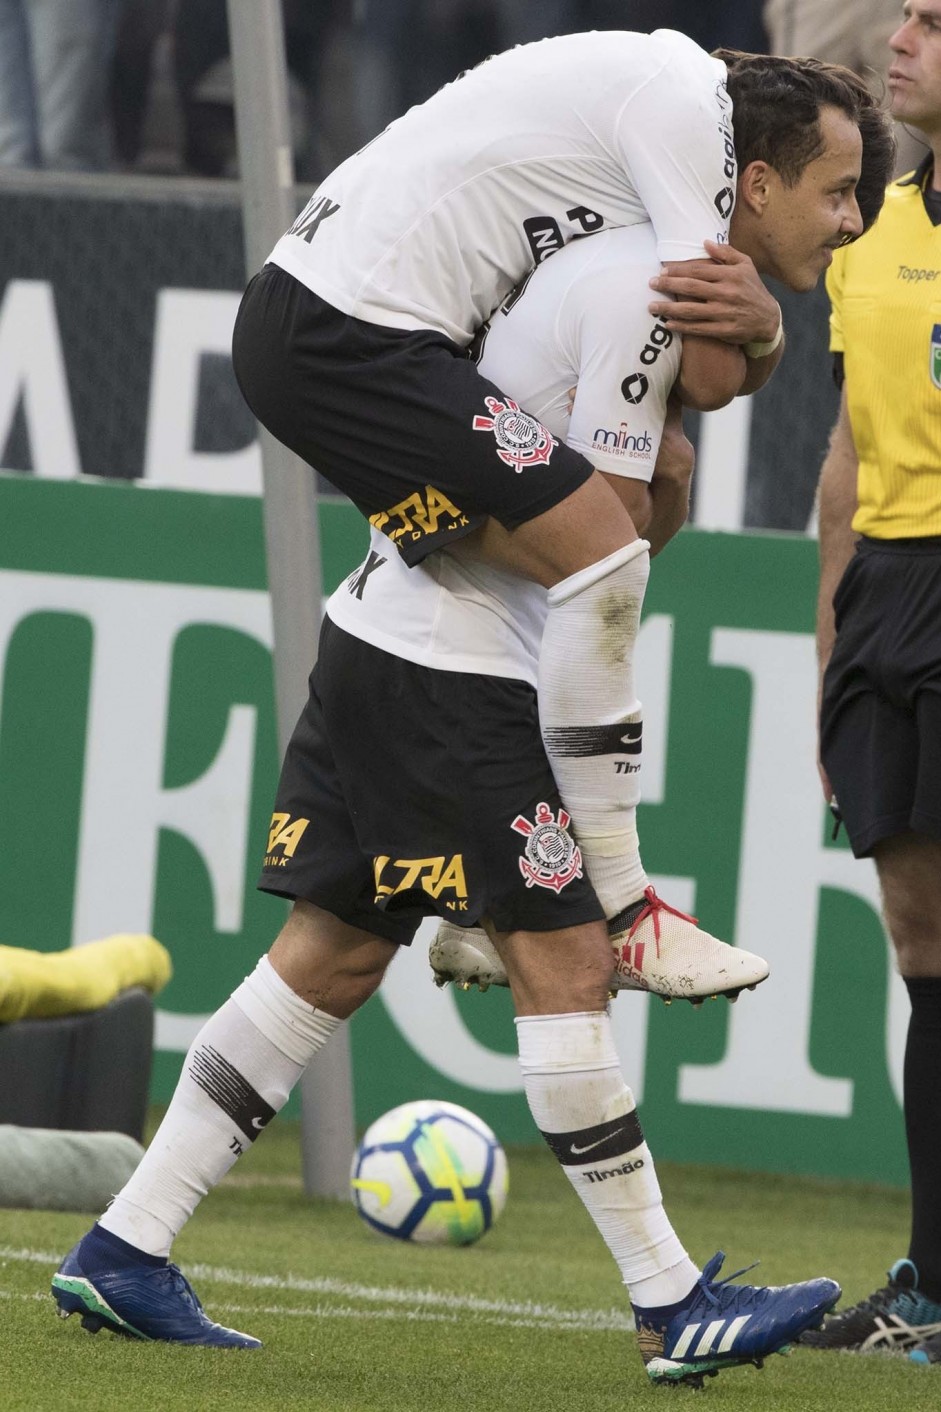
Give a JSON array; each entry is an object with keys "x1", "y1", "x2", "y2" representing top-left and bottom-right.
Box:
[{"x1": 815, "y1": 386, "x2": 860, "y2": 797}]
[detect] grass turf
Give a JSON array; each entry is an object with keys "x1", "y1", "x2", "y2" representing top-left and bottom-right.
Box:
[{"x1": 1, "y1": 1115, "x2": 937, "y2": 1411}]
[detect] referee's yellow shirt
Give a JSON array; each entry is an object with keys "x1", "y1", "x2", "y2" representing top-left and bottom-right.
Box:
[{"x1": 828, "y1": 163, "x2": 941, "y2": 538}]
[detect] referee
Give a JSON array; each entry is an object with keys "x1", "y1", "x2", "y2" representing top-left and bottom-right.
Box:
[{"x1": 810, "y1": 0, "x2": 941, "y2": 1366}]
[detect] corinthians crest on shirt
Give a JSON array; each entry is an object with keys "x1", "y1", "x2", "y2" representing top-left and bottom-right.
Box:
[
  {"x1": 511, "y1": 802, "x2": 583, "y2": 892},
  {"x1": 472, "y1": 396, "x2": 557, "y2": 472}
]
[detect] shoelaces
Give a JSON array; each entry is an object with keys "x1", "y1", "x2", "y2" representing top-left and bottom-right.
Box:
[
  {"x1": 626, "y1": 886, "x2": 699, "y2": 956},
  {"x1": 146, "y1": 1262, "x2": 203, "y2": 1311},
  {"x1": 687, "y1": 1253, "x2": 766, "y2": 1316}
]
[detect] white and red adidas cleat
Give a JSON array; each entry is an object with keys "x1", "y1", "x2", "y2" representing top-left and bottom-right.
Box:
[
  {"x1": 429, "y1": 888, "x2": 769, "y2": 1004},
  {"x1": 608, "y1": 887, "x2": 769, "y2": 1004}
]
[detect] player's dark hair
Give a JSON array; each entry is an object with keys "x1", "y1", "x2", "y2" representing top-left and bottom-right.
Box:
[
  {"x1": 715, "y1": 51, "x2": 896, "y2": 235},
  {"x1": 852, "y1": 100, "x2": 898, "y2": 235}
]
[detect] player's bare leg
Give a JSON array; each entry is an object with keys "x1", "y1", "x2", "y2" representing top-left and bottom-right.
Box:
[
  {"x1": 51, "y1": 901, "x2": 392, "y2": 1347},
  {"x1": 432, "y1": 476, "x2": 769, "y2": 1002},
  {"x1": 803, "y1": 835, "x2": 941, "y2": 1360},
  {"x1": 490, "y1": 920, "x2": 837, "y2": 1386}
]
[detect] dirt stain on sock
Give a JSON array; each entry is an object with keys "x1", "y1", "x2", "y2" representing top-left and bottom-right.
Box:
[{"x1": 597, "y1": 591, "x2": 640, "y2": 666}]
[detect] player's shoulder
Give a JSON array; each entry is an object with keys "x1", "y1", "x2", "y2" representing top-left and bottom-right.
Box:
[
  {"x1": 545, "y1": 222, "x2": 656, "y2": 274},
  {"x1": 509, "y1": 227, "x2": 658, "y2": 335},
  {"x1": 496, "y1": 26, "x2": 710, "y2": 80},
  {"x1": 545, "y1": 225, "x2": 659, "y2": 299}
]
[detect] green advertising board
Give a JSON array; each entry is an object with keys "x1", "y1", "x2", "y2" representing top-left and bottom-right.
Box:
[{"x1": 0, "y1": 472, "x2": 904, "y2": 1186}]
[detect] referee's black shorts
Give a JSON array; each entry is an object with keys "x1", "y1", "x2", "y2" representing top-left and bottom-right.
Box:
[
  {"x1": 231, "y1": 264, "x2": 594, "y2": 566},
  {"x1": 258, "y1": 618, "x2": 605, "y2": 944},
  {"x1": 820, "y1": 535, "x2": 941, "y2": 857}
]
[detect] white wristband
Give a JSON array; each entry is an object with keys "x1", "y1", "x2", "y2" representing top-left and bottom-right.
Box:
[{"x1": 743, "y1": 316, "x2": 783, "y2": 359}]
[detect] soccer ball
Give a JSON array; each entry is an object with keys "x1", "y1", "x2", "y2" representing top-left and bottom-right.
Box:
[{"x1": 350, "y1": 1099, "x2": 509, "y2": 1245}]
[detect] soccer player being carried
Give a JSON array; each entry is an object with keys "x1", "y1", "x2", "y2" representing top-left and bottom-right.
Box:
[{"x1": 53, "y1": 30, "x2": 893, "y2": 1388}]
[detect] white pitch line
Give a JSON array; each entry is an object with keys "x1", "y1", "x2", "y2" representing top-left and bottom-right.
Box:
[
  {"x1": 0, "y1": 1246, "x2": 632, "y2": 1334},
  {"x1": 184, "y1": 1262, "x2": 631, "y2": 1329},
  {"x1": 0, "y1": 1286, "x2": 626, "y2": 1334},
  {"x1": 202, "y1": 1300, "x2": 624, "y2": 1333}
]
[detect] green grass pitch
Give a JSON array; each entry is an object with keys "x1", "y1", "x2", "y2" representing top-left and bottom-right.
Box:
[{"x1": 1, "y1": 1116, "x2": 938, "y2": 1411}]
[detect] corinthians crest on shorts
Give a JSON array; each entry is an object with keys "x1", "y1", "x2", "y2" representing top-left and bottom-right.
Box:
[
  {"x1": 511, "y1": 801, "x2": 583, "y2": 892},
  {"x1": 472, "y1": 396, "x2": 558, "y2": 472}
]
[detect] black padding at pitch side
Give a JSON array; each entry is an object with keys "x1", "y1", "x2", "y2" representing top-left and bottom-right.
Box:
[{"x1": 0, "y1": 987, "x2": 154, "y2": 1141}]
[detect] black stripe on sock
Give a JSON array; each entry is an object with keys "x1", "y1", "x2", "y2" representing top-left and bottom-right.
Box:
[
  {"x1": 541, "y1": 1111, "x2": 644, "y2": 1166},
  {"x1": 189, "y1": 1045, "x2": 275, "y2": 1141},
  {"x1": 542, "y1": 722, "x2": 642, "y2": 757}
]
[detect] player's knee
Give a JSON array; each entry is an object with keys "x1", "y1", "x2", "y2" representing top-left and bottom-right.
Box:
[
  {"x1": 876, "y1": 838, "x2": 941, "y2": 972},
  {"x1": 547, "y1": 538, "x2": 650, "y2": 610},
  {"x1": 269, "y1": 903, "x2": 395, "y2": 1016},
  {"x1": 499, "y1": 924, "x2": 615, "y2": 1015},
  {"x1": 886, "y1": 916, "x2": 941, "y2": 975}
]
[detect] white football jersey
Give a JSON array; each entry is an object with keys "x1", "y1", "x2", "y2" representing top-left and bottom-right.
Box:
[
  {"x1": 270, "y1": 29, "x2": 734, "y2": 344},
  {"x1": 326, "y1": 223, "x2": 679, "y2": 684}
]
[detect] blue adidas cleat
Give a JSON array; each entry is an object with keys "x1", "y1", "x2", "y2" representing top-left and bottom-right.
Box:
[
  {"x1": 51, "y1": 1224, "x2": 261, "y2": 1348},
  {"x1": 633, "y1": 1251, "x2": 840, "y2": 1388}
]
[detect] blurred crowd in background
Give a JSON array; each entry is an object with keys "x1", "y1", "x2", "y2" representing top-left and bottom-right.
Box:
[{"x1": 0, "y1": 0, "x2": 925, "y2": 181}]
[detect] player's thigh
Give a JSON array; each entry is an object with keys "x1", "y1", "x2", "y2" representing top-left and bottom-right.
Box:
[
  {"x1": 232, "y1": 265, "x2": 595, "y2": 568},
  {"x1": 257, "y1": 630, "x2": 422, "y2": 951},
  {"x1": 453, "y1": 470, "x2": 640, "y2": 589},
  {"x1": 313, "y1": 620, "x2": 605, "y2": 940},
  {"x1": 912, "y1": 683, "x2": 941, "y2": 842},
  {"x1": 821, "y1": 684, "x2": 918, "y2": 857},
  {"x1": 821, "y1": 544, "x2": 921, "y2": 855}
]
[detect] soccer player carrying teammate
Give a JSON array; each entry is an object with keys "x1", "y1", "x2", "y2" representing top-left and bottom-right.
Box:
[
  {"x1": 52, "y1": 29, "x2": 893, "y2": 1388},
  {"x1": 802, "y1": 0, "x2": 941, "y2": 1366}
]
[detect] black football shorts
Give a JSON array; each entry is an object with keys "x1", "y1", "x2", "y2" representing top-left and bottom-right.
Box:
[
  {"x1": 820, "y1": 535, "x2": 941, "y2": 857},
  {"x1": 231, "y1": 264, "x2": 594, "y2": 566},
  {"x1": 258, "y1": 617, "x2": 605, "y2": 944}
]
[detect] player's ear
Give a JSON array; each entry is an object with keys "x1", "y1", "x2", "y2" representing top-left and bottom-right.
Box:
[{"x1": 737, "y1": 161, "x2": 772, "y2": 215}]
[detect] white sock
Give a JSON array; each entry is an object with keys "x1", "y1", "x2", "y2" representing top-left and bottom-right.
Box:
[
  {"x1": 516, "y1": 1010, "x2": 698, "y2": 1308},
  {"x1": 583, "y1": 824, "x2": 648, "y2": 923},
  {"x1": 99, "y1": 956, "x2": 342, "y2": 1256},
  {"x1": 538, "y1": 543, "x2": 651, "y2": 916}
]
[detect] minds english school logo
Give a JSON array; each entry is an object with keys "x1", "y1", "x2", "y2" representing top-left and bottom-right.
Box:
[
  {"x1": 932, "y1": 324, "x2": 941, "y2": 390},
  {"x1": 592, "y1": 422, "x2": 652, "y2": 461},
  {"x1": 511, "y1": 802, "x2": 583, "y2": 892},
  {"x1": 472, "y1": 396, "x2": 558, "y2": 472}
]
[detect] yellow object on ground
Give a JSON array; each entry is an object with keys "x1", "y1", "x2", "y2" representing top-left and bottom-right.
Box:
[{"x1": 0, "y1": 935, "x2": 172, "y2": 1023}]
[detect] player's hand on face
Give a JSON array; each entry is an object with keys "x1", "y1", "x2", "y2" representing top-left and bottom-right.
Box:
[{"x1": 649, "y1": 241, "x2": 781, "y2": 345}]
